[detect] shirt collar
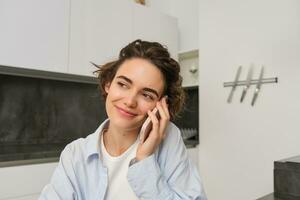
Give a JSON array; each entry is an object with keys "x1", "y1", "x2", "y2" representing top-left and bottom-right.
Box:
[{"x1": 85, "y1": 119, "x2": 110, "y2": 161}]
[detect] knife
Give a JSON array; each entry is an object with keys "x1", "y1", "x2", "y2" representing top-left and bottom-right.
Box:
[
  {"x1": 240, "y1": 64, "x2": 254, "y2": 102},
  {"x1": 251, "y1": 66, "x2": 264, "y2": 106},
  {"x1": 227, "y1": 66, "x2": 242, "y2": 103}
]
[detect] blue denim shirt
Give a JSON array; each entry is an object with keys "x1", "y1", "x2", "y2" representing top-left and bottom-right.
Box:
[{"x1": 39, "y1": 120, "x2": 207, "y2": 200}]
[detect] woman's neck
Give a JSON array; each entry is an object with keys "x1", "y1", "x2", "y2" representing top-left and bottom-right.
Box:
[{"x1": 103, "y1": 125, "x2": 139, "y2": 156}]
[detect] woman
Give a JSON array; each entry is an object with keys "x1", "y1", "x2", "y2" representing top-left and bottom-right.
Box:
[{"x1": 39, "y1": 40, "x2": 207, "y2": 200}]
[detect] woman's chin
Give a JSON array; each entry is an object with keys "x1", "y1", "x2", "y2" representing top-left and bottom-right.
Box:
[{"x1": 110, "y1": 116, "x2": 144, "y2": 131}]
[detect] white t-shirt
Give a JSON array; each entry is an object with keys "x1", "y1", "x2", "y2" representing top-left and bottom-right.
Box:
[{"x1": 101, "y1": 133, "x2": 139, "y2": 200}]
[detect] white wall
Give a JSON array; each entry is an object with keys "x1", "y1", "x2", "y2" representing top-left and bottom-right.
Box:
[
  {"x1": 146, "y1": 0, "x2": 198, "y2": 52},
  {"x1": 198, "y1": 0, "x2": 300, "y2": 199}
]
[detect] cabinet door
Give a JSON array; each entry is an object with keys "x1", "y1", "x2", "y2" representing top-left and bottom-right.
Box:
[
  {"x1": 7, "y1": 194, "x2": 40, "y2": 200},
  {"x1": 0, "y1": 162, "x2": 57, "y2": 199},
  {"x1": 0, "y1": 0, "x2": 70, "y2": 73},
  {"x1": 133, "y1": 4, "x2": 178, "y2": 60},
  {"x1": 179, "y1": 50, "x2": 199, "y2": 87},
  {"x1": 69, "y1": 0, "x2": 133, "y2": 77}
]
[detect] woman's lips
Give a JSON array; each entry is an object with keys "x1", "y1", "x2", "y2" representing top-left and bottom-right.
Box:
[{"x1": 115, "y1": 106, "x2": 137, "y2": 118}]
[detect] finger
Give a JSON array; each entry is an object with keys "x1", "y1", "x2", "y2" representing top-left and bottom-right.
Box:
[
  {"x1": 156, "y1": 101, "x2": 167, "y2": 121},
  {"x1": 156, "y1": 102, "x2": 169, "y2": 139},
  {"x1": 147, "y1": 110, "x2": 159, "y2": 138},
  {"x1": 161, "y1": 96, "x2": 170, "y2": 119}
]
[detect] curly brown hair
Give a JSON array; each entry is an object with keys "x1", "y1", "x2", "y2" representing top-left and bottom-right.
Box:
[{"x1": 93, "y1": 39, "x2": 185, "y2": 120}]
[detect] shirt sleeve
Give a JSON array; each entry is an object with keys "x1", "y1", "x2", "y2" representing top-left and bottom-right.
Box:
[
  {"x1": 127, "y1": 124, "x2": 207, "y2": 200},
  {"x1": 39, "y1": 145, "x2": 78, "y2": 200}
]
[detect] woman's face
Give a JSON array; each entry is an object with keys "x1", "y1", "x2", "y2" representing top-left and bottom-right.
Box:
[{"x1": 105, "y1": 58, "x2": 165, "y2": 131}]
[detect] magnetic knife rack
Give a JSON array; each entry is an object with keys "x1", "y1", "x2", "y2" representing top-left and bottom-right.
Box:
[
  {"x1": 224, "y1": 65, "x2": 278, "y2": 106},
  {"x1": 223, "y1": 77, "x2": 278, "y2": 87}
]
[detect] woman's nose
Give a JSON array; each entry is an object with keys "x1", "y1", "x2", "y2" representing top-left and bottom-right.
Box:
[{"x1": 124, "y1": 93, "x2": 137, "y2": 108}]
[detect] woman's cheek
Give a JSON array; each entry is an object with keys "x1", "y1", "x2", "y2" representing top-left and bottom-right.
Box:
[
  {"x1": 139, "y1": 100, "x2": 156, "y2": 114},
  {"x1": 110, "y1": 87, "x2": 125, "y2": 99}
]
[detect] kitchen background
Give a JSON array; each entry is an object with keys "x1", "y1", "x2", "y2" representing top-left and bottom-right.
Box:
[
  {"x1": 1, "y1": 0, "x2": 299, "y2": 200},
  {"x1": 0, "y1": 0, "x2": 199, "y2": 199}
]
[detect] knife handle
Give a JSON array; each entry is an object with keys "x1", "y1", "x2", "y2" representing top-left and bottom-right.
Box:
[
  {"x1": 240, "y1": 87, "x2": 247, "y2": 102},
  {"x1": 227, "y1": 89, "x2": 234, "y2": 103},
  {"x1": 251, "y1": 89, "x2": 259, "y2": 106}
]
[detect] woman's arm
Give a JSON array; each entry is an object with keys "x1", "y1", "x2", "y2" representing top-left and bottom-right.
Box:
[{"x1": 127, "y1": 124, "x2": 207, "y2": 200}]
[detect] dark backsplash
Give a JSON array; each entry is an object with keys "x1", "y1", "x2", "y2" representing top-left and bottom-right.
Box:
[
  {"x1": 174, "y1": 87, "x2": 199, "y2": 131},
  {"x1": 0, "y1": 72, "x2": 198, "y2": 162},
  {"x1": 0, "y1": 74, "x2": 106, "y2": 146}
]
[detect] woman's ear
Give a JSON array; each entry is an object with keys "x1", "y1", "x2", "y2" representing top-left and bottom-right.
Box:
[{"x1": 104, "y1": 82, "x2": 111, "y2": 93}]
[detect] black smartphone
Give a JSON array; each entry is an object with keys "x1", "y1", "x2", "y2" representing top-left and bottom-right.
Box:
[{"x1": 139, "y1": 107, "x2": 161, "y2": 143}]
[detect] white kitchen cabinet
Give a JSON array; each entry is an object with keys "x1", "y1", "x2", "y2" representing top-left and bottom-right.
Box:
[
  {"x1": 133, "y1": 4, "x2": 178, "y2": 60},
  {"x1": 0, "y1": 162, "x2": 57, "y2": 200},
  {"x1": 69, "y1": 0, "x2": 179, "y2": 77},
  {"x1": 69, "y1": 0, "x2": 133, "y2": 76},
  {"x1": 0, "y1": 0, "x2": 70, "y2": 73},
  {"x1": 179, "y1": 50, "x2": 199, "y2": 87},
  {"x1": 0, "y1": 0, "x2": 178, "y2": 76},
  {"x1": 6, "y1": 194, "x2": 40, "y2": 200}
]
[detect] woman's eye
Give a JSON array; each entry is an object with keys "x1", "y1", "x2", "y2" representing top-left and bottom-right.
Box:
[
  {"x1": 143, "y1": 93, "x2": 154, "y2": 101},
  {"x1": 117, "y1": 82, "x2": 128, "y2": 88}
]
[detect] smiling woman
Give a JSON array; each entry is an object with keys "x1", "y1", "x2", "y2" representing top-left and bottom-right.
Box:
[
  {"x1": 104, "y1": 58, "x2": 165, "y2": 131},
  {"x1": 97, "y1": 39, "x2": 185, "y2": 121},
  {"x1": 39, "y1": 40, "x2": 207, "y2": 200}
]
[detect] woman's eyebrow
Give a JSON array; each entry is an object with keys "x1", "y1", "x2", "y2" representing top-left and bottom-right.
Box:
[
  {"x1": 116, "y1": 75, "x2": 132, "y2": 83},
  {"x1": 116, "y1": 75, "x2": 159, "y2": 98},
  {"x1": 142, "y1": 88, "x2": 159, "y2": 98}
]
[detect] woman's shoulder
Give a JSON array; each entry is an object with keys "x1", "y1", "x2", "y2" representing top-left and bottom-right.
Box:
[
  {"x1": 60, "y1": 130, "x2": 100, "y2": 163},
  {"x1": 158, "y1": 122, "x2": 184, "y2": 152},
  {"x1": 62, "y1": 121, "x2": 106, "y2": 158},
  {"x1": 155, "y1": 122, "x2": 188, "y2": 167},
  {"x1": 164, "y1": 122, "x2": 182, "y2": 141}
]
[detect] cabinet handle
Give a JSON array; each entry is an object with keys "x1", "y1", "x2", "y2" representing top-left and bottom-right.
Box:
[{"x1": 189, "y1": 67, "x2": 198, "y2": 74}]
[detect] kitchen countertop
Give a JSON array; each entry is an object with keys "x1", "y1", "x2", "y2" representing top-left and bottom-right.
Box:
[
  {"x1": 0, "y1": 143, "x2": 64, "y2": 167},
  {"x1": 0, "y1": 139, "x2": 198, "y2": 167},
  {"x1": 257, "y1": 193, "x2": 283, "y2": 200},
  {"x1": 0, "y1": 157, "x2": 59, "y2": 168}
]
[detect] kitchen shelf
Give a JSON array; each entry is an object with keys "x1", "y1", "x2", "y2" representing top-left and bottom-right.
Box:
[
  {"x1": 178, "y1": 49, "x2": 198, "y2": 61},
  {"x1": 0, "y1": 65, "x2": 98, "y2": 85},
  {"x1": 184, "y1": 139, "x2": 199, "y2": 148}
]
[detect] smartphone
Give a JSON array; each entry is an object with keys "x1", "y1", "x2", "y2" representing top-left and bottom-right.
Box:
[{"x1": 139, "y1": 107, "x2": 161, "y2": 143}]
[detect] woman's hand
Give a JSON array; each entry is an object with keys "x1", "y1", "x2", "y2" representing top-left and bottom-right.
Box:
[{"x1": 136, "y1": 96, "x2": 170, "y2": 161}]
